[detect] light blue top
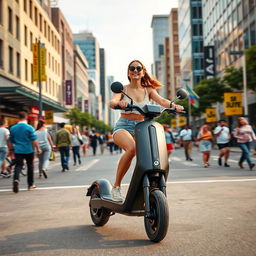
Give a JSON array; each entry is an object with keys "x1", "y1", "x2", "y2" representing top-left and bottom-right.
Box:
[{"x1": 9, "y1": 122, "x2": 37, "y2": 154}]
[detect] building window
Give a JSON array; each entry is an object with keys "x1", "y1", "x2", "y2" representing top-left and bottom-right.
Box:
[
  {"x1": 250, "y1": 22, "x2": 256, "y2": 46},
  {"x1": 29, "y1": 0, "x2": 32, "y2": 19},
  {"x1": 244, "y1": 28, "x2": 249, "y2": 49},
  {"x1": 25, "y1": 59, "x2": 28, "y2": 81},
  {"x1": 24, "y1": 25, "x2": 27, "y2": 46},
  {"x1": 30, "y1": 32, "x2": 33, "y2": 50},
  {"x1": 0, "y1": 39, "x2": 3, "y2": 68},
  {"x1": 0, "y1": 0, "x2": 3, "y2": 24},
  {"x1": 39, "y1": 14, "x2": 42, "y2": 32},
  {"x1": 23, "y1": 0, "x2": 27, "y2": 12},
  {"x1": 8, "y1": 46, "x2": 13, "y2": 73},
  {"x1": 31, "y1": 63, "x2": 33, "y2": 83},
  {"x1": 44, "y1": 20, "x2": 46, "y2": 37},
  {"x1": 8, "y1": 7, "x2": 13, "y2": 34},
  {"x1": 16, "y1": 16, "x2": 20, "y2": 40},
  {"x1": 34, "y1": 7, "x2": 38, "y2": 26},
  {"x1": 16, "y1": 52, "x2": 20, "y2": 77}
]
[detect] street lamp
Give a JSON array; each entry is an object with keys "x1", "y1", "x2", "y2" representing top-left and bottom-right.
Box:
[{"x1": 229, "y1": 50, "x2": 248, "y2": 116}]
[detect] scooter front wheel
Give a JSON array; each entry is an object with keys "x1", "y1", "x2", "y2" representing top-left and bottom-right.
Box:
[
  {"x1": 144, "y1": 190, "x2": 169, "y2": 242},
  {"x1": 89, "y1": 186, "x2": 110, "y2": 226}
]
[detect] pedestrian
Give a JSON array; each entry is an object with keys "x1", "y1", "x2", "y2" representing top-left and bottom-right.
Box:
[
  {"x1": 232, "y1": 117, "x2": 256, "y2": 170},
  {"x1": 179, "y1": 125, "x2": 193, "y2": 161},
  {"x1": 35, "y1": 119, "x2": 54, "y2": 178},
  {"x1": 0, "y1": 119, "x2": 10, "y2": 177},
  {"x1": 214, "y1": 120, "x2": 231, "y2": 167},
  {"x1": 109, "y1": 59, "x2": 183, "y2": 201},
  {"x1": 81, "y1": 131, "x2": 89, "y2": 156},
  {"x1": 56, "y1": 122, "x2": 71, "y2": 172},
  {"x1": 164, "y1": 125, "x2": 175, "y2": 157},
  {"x1": 98, "y1": 134, "x2": 105, "y2": 155},
  {"x1": 8, "y1": 112, "x2": 41, "y2": 193},
  {"x1": 89, "y1": 129, "x2": 98, "y2": 156},
  {"x1": 197, "y1": 124, "x2": 213, "y2": 168},
  {"x1": 106, "y1": 131, "x2": 115, "y2": 155},
  {"x1": 252, "y1": 124, "x2": 256, "y2": 155},
  {"x1": 70, "y1": 126, "x2": 82, "y2": 166}
]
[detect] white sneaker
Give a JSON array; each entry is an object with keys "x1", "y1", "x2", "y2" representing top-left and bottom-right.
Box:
[{"x1": 111, "y1": 186, "x2": 124, "y2": 202}]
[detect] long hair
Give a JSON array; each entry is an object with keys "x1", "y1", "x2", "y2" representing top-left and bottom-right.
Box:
[
  {"x1": 127, "y1": 60, "x2": 162, "y2": 89},
  {"x1": 36, "y1": 119, "x2": 45, "y2": 130},
  {"x1": 237, "y1": 117, "x2": 248, "y2": 128}
]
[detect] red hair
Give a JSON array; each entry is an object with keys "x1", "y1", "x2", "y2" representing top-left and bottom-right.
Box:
[{"x1": 127, "y1": 60, "x2": 162, "y2": 89}]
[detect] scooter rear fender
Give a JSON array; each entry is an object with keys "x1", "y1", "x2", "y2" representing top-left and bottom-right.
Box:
[{"x1": 86, "y1": 179, "x2": 112, "y2": 198}]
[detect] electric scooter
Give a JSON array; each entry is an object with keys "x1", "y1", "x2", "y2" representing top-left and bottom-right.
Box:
[{"x1": 86, "y1": 82, "x2": 187, "y2": 242}]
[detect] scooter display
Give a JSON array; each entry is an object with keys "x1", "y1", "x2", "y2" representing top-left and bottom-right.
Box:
[{"x1": 86, "y1": 81, "x2": 187, "y2": 242}]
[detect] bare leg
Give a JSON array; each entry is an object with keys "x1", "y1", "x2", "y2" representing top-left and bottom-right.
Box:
[
  {"x1": 113, "y1": 130, "x2": 136, "y2": 187},
  {"x1": 224, "y1": 148, "x2": 230, "y2": 163}
]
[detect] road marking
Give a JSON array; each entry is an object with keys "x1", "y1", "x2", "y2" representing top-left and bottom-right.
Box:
[
  {"x1": 75, "y1": 159, "x2": 99, "y2": 171},
  {"x1": 1, "y1": 178, "x2": 256, "y2": 193}
]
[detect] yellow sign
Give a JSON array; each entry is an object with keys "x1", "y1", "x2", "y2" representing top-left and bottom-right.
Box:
[
  {"x1": 171, "y1": 118, "x2": 177, "y2": 128},
  {"x1": 32, "y1": 43, "x2": 46, "y2": 82},
  {"x1": 45, "y1": 110, "x2": 53, "y2": 125},
  {"x1": 224, "y1": 92, "x2": 243, "y2": 116},
  {"x1": 178, "y1": 116, "x2": 186, "y2": 127},
  {"x1": 205, "y1": 108, "x2": 217, "y2": 123}
]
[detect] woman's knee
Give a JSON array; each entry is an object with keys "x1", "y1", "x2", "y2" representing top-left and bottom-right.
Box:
[{"x1": 125, "y1": 146, "x2": 136, "y2": 157}]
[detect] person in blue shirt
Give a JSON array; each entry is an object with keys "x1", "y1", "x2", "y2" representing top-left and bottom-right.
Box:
[{"x1": 8, "y1": 112, "x2": 41, "y2": 193}]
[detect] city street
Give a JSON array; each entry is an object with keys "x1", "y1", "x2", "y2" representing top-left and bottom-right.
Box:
[{"x1": 0, "y1": 147, "x2": 256, "y2": 256}]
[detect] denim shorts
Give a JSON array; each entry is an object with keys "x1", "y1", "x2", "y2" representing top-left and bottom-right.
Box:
[{"x1": 113, "y1": 118, "x2": 142, "y2": 136}]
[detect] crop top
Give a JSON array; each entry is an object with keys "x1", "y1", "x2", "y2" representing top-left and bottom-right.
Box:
[{"x1": 121, "y1": 86, "x2": 151, "y2": 115}]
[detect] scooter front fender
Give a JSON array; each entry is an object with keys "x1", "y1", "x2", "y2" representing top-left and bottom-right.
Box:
[{"x1": 86, "y1": 179, "x2": 112, "y2": 198}]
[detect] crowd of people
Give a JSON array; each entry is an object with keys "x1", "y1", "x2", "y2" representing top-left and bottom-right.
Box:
[
  {"x1": 0, "y1": 112, "x2": 122, "y2": 193},
  {"x1": 164, "y1": 118, "x2": 256, "y2": 170}
]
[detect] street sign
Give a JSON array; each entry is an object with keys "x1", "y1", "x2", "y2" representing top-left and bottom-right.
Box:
[
  {"x1": 65, "y1": 80, "x2": 72, "y2": 105},
  {"x1": 45, "y1": 110, "x2": 54, "y2": 125},
  {"x1": 171, "y1": 118, "x2": 177, "y2": 128},
  {"x1": 205, "y1": 108, "x2": 217, "y2": 123},
  {"x1": 224, "y1": 92, "x2": 243, "y2": 116},
  {"x1": 178, "y1": 116, "x2": 186, "y2": 127}
]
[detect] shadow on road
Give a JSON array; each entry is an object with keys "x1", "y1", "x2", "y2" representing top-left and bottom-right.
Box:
[{"x1": 0, "y1": 224, "x2": 151, "y2": 255}]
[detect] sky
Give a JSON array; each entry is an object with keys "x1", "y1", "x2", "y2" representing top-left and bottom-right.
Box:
[{"x1": 58, "y1": 0, "x2": 178, "y2": 83}]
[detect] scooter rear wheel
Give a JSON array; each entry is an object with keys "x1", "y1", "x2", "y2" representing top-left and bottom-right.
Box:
[
  {"x1": 90, "y1": 187, "x2": 110, "y2": 226},
  {"x1": 144, "y1": 190, "x2": 169, "y2": 242}
]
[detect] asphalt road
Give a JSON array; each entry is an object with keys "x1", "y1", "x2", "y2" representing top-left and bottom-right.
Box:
[{"x1": 0, "y1": 147, "x2": 256, "y2": 256}]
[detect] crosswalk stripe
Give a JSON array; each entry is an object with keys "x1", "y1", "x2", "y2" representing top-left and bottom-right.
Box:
[{"x1": 76, "y1": 159, "x2": 99, "y2": 171}]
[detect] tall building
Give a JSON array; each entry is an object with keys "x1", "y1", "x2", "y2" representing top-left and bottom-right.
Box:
[
  {"x1": 169, "y1": 8, "x2": 181, "y2": 99},
  {"x1": 73, "y1": 44, "x2": 89, "y2": 112},
  {"x1": 151, "y1": 15, "x2": 169, "y2": 80},
  {"x1": 178, "y1": 0, "x2": 204, "y2": 88},
  {"x1": 100, "y1": 48, "x2": 108, "y2": 124},
  {"x1": 202, "y1": 0, "x2": 256, "y2": 122},
  {"x1": 0, "y1": 0, "x2": 66, "y2": 125},
  {"x1": 51, "y1": 7, "x2": 75, "y2": 108},
  {"x1": 73, "y1": 31, "x2": 100, "y2": 96}
]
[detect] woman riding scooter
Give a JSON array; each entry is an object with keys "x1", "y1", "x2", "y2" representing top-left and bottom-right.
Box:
[{"x1": 109, "y1": 60, "x2": 184, "y2": 201}]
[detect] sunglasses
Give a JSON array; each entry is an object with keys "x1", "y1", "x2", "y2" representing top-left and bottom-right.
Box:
[{"x1": 129, "y1": 66, "x2": 143, "y2": 72}]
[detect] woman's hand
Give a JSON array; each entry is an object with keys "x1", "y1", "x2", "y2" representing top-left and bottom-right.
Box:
[
  {"x1": 172, "y1": 103, "x2": 184, "y2": 112},
  {"x1": 118, "y1": 100, "x2": 129, "y2": 108}
]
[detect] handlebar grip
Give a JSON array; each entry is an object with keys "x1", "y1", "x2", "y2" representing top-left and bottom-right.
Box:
[
  {"x1": 114, "y1": 105, "x2": 122, "y2": 109},
  {"x1": 114, "y1": 104, "x2": 132, "y2": 110}
]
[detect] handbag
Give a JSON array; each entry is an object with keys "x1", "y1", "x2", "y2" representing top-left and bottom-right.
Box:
[{"x1": 49, "y1": 151, "x2": 55, "y2": 161}]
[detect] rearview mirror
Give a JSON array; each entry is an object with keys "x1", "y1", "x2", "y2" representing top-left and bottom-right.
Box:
[
  {"x1": 111, "y1": 82, "x2": 123, "y2": 93},
  {"x1": 176, "y1": 88, "x2": 188, "y2": 100}
]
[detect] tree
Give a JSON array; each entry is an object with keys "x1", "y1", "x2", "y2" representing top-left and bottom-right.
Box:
[
  {"x1": 246, "y1": 45, "x2": 256, "y2": 92},
  {"x1": 222, "y1": 66, "x2": 243, "y2": 90}
]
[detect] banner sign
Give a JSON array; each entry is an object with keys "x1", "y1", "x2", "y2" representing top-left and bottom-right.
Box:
[
  {"x1": 45, "y1": 110, "x2": 54, "y2": 125},
  {"x1": 224, "y1": 92, "x2": 243, "y2": 116},
  {"x1": 65, "y1": 80, "x2": 72, "y2": 105},
  {"x1": 204, "y1": 46, "x2": 215, "y2": 79},
  {"x1": 32, "y1": 43, "x2": 46, "y2": 81},
  {"x1": 178, "y1": 116, "x2": 186, "y2": 127},
  {"x1": 205, "y1": 108, "x2": 217, "y2": 123},
  {"x1": 84, "y1": 99, "x2": 89, "y2": 112}
]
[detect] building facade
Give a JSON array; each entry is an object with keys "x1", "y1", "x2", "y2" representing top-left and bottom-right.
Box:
[
  {"x1": 0, "y1": 0, "x2": 65, "y2": 125},
  {"x1": 178, "y1": 0, "x2": 204, "y2": 88}
]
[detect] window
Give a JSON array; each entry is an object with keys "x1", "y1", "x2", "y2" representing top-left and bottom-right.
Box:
[
  {"x1": 8, "y1": 46, "x2": 13, "y2": 73},
  {"x1": 0, "y1": 0, "x2": 3, "y2": 24},
  {"x1": 0, "y1": 39, "x2": 3, "y2": 68},
  {"x1": 16, "y1": 52, "x2": 20, "y2": 77},
  {"x1": 44, "y1": 20, "x2": 46, "y2": 37},
  {"x1": 158, "y1": 44, "x2": 164, "y2": 57},
  {"x1": 24, "y1": 25, "x2": 27, "y2": 46},
  {"x1": 23, "y1": 0, "x2": 27, "y2": 12},
  {"x1": 29, "y1": 0, "x2": 32, "y2": 19},
  {"x1": 30, "y1": 32, "x2": 33, "y2": 50},
  {"x1": 8, "y1": 7, "x2": 13, "y2": 34},
  {"x1": 250, "y1": 22, "x2": 256, "y2": 46},
  {"x1": 16, "y1": 16, "x2": 20, "y2": 40},
  {"x1": 39, "y1": 14, "x2": 42, "y2": 32},
  {"x1": 25, "y1": 59, "x2": 28, "y2": 81},
  {"x1": 34, "y1": 7, "x2": 37, "y2": 26},
  {"x1": 244, "y1": 29, "x2": 249, "y2": 49},
  {"x1": 31, "y1": 63, "x2": 33, "y2": 83}
]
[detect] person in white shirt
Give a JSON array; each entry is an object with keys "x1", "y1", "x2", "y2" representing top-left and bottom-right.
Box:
[
  {"x1": 179, "y1": 125, "x2": 193, "y2": 161},
  {"x1": 0, "y1": 119, "x2": 10, "y2": 176},
  {"x1": 214, "y1": 120, "x2": 231, "y2": 167}
]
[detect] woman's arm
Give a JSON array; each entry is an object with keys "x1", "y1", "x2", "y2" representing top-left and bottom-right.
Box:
[{"x1": 148, "y1": 88, "x2": 184, "y2": 111}]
